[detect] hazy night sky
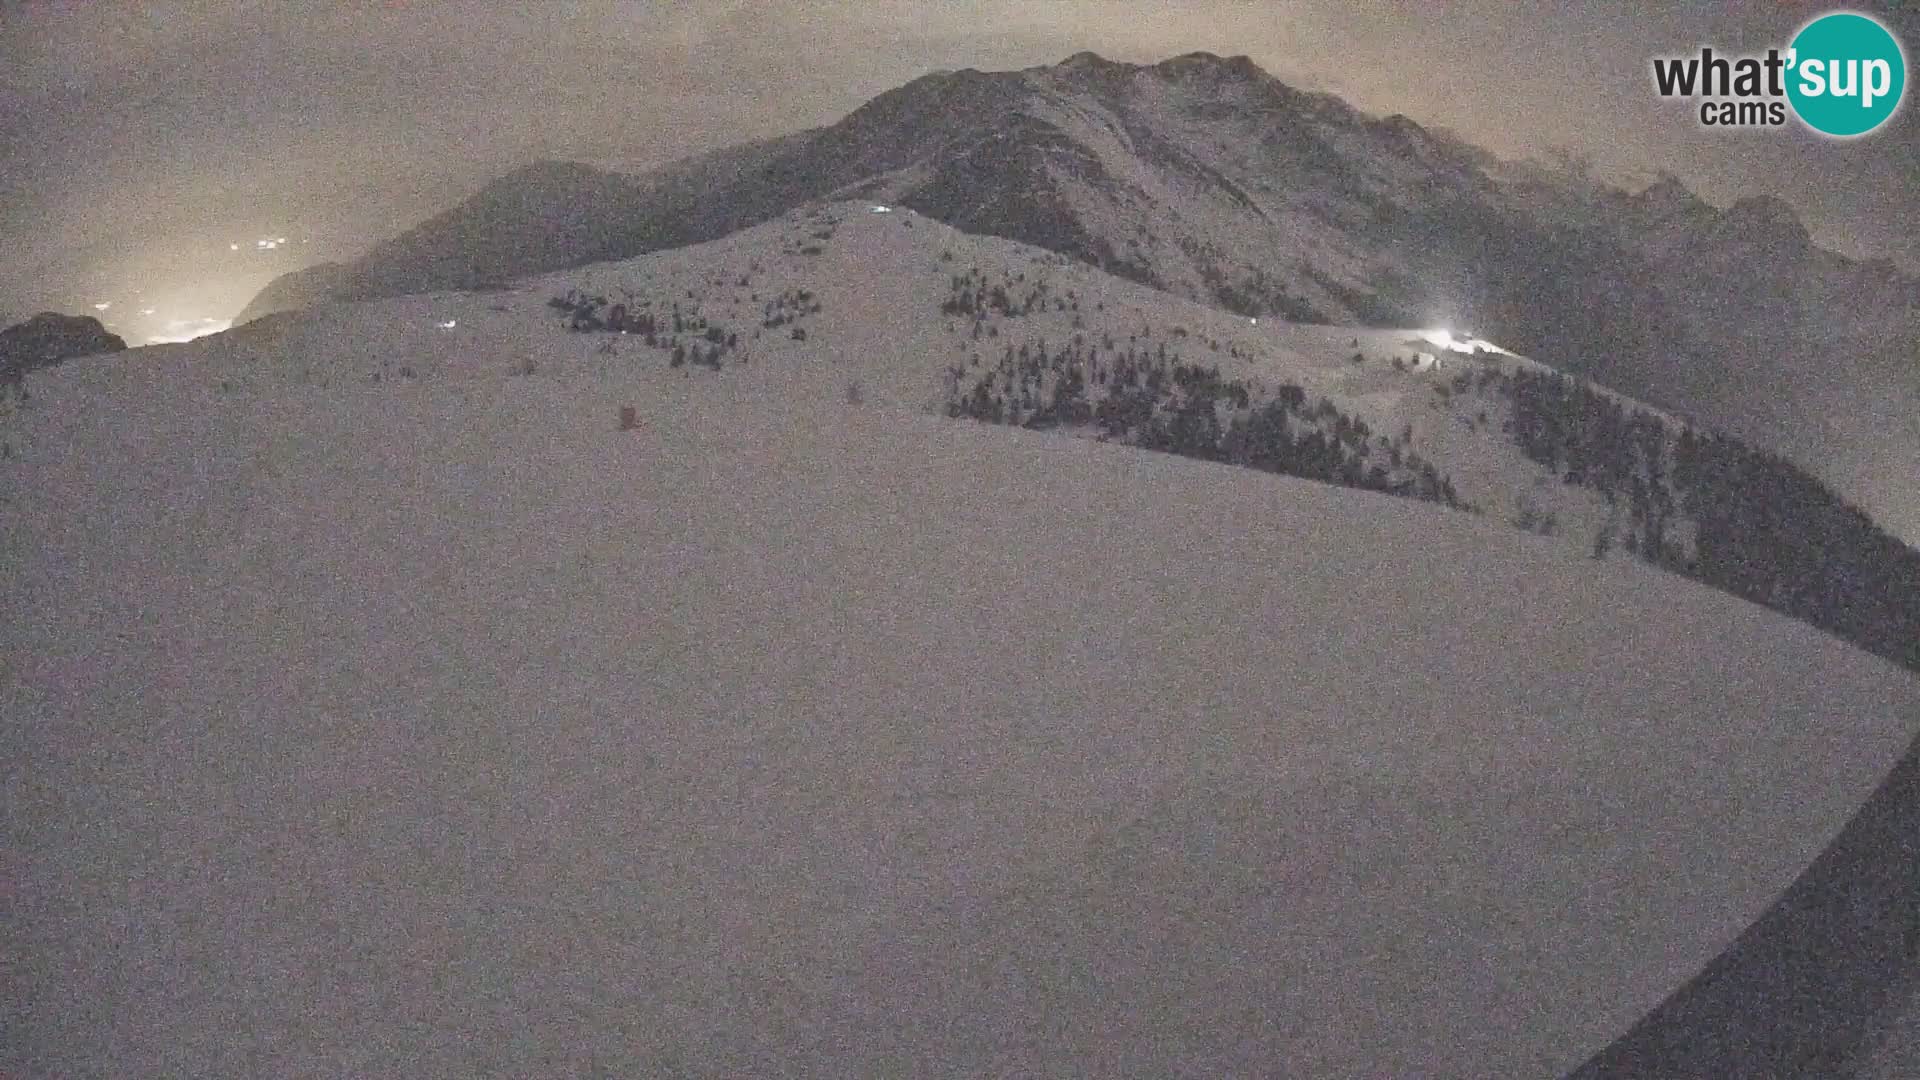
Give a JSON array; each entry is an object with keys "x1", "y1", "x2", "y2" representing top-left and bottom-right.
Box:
[{"x1": 2, "y1": 1, "x2": 1915, "y2": 342}]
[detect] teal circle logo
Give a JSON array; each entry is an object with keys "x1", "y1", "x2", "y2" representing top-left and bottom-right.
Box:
[{"x1": 1787, "y1": 11, "x2": 1906, "y2": 137}]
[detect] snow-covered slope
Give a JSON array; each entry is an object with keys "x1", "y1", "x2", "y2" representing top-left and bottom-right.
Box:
[
  {"x1": 1861, "y1": 990, "x2": 1920, "y2": 1078},
  {"x1": 215, "y1": 202, "x2": 1920, "y2": 671},
  {"x1": 5, "y1": 212, "x2": 1920, "y2": 1076},
  {"x1": 208, "y1": 210, "x2": 1575, "y2": 569}
]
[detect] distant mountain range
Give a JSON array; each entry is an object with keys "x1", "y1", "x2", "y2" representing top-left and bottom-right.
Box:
[{"x1": 235, "y1": 50, "x2": 1920, "y2": 536}]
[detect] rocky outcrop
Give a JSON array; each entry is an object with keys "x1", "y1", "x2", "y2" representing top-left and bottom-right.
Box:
[{"x1": 0, "y1": 312, "x2": 127, "y2": 379}]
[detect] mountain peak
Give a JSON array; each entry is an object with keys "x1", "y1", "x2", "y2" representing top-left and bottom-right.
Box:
[
  {"x1": 1057, "y1": 50, "x2": 1124, "y2": 71},
  {"x1": 1378, "y1": 113, "x2": 1434, "y2": 141},
  {"x1": 1719, "y1": 194, "x2": 1810, "y2": 247},
  {"x1": 494, "y1": 159, "x2": 610, "y2": 184},
  {"x1": 1154, "y1": 51, "x2": 1267, "y2": 80},
  {"x1": 1637, "y1": 173, "x2": 1704, "y2": 209},
  {"x1": 1041, "y1": 50, "x2": 1140, "y2": 88},
  {"x1": 1725, "y1": 193, "x2": 1801, "y2": 226}
]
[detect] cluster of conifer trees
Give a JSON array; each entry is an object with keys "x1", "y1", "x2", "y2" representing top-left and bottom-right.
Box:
[
  {"x1": 942, "y1": 302, "x2": 1920, "y2": 672},
  {"x1": 945, "y1": 332, "x2": 1467, "y2": 512},
  {"x1": 940, "y1": 266, "x2": 1084, "y2": 320},
  {"x1": 1497, "y1": 366, "x2": 1920, "y2": 672},
  {"x1": 1498, "y1": 367, "x2": 1685, "y2": 564},
  {"x1": 548, "y1": 289, "x2": 787, "y2": 371}
]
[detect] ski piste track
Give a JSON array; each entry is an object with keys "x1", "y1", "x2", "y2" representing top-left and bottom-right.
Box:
[{"x1": 1573, "y1": 720, "x2": 1920, "y2": 1076}]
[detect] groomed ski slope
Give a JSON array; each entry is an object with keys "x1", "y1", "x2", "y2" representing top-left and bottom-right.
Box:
[{"x1": 4, "y1": 308, "x2": 1919, "y2": 1076}]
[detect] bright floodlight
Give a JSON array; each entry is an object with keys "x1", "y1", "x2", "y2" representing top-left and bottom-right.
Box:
[
  {"x1": 93, "y1": 302, "x2": 111, "y2": 311},
  {"x1": 1420, "y1": 327, "x2": 1509, "y2": 356}
]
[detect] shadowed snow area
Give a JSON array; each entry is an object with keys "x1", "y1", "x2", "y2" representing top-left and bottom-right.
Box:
[
  {"x1": 6, "y1": 274, "x2": 1920, "y2": 1075},
  {"x1": 1861, "y1": 988, "x2": 1920, "y2": 1077}
]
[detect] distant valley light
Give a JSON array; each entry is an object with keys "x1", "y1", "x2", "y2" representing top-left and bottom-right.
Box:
[
  {"x1": 145, "y1": 316, "x2": 232, "y2": 345},
  {"x1": 235, "y1": 236, "x2": 299, "y2": 253}
]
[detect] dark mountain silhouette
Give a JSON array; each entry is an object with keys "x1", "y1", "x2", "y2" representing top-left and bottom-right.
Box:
[
  {"x1": 234, "y1": 261, "x2": 353, "y2": 325},
  {"x1": 0, "y1": 311, "x2": 127, "y2": 380},
  {"x1": 235, "y1": 133, "x2": 814, "y2": 323}
]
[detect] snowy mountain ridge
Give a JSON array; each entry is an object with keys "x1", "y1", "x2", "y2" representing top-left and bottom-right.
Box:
[
  {"x1": 233, "y1": 49, "x2": 1920, "y2": 544},
  {"x1": 121, "y1": 201, "x2": 1920, "y2": 677},
  {"x1": 7, "y1": 196, "x2": 1920, "y2": 1075}
]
